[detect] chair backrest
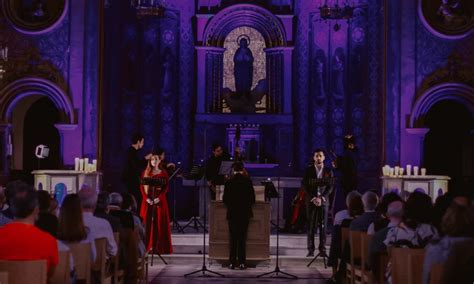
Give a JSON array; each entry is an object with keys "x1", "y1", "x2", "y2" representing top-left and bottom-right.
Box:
[
  {"x1": 350, "y1": 231, "x2": 364, "y2": 266},
  {"x1": 378, "y1": 252, "x2": 389, "y2": 284},
  {"x1": 67, "y1": 242, "x2": 91, "y2": 284},
  {"x1": 0, "y1": 260, "x2": 47, "y2": 284},
  {"x1": 92, "y1": 238, "x2": 107, "y2": 272},
  {"x1": 0, "y1": 271, "x2": 8, "y2": 284},
  {"x1": 51, "y1": 250, "x2": 71, "y2": 284},
  {"x1": 430, "y1": 263, "x2": 444, "y2": 284},
  {"x1": 390, "y1": 247, "x2": 426, "y2": 284},
  {"x1": 341, "y1": 227, "x2": 350, "y2": 252},
  {"x1": 120, "y1": 228, "x2": 139, "y2": 282},
  {"x1": 361, "y1": 233, "x2": 372, "y2": 271}
]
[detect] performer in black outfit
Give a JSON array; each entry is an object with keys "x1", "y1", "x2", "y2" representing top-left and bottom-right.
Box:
[
  {"x1": 205, "y1": 143, "x2": 225, "y2": 200},
  {"x1": 303, "y1": 149, "x2": 334, "y2": 257},
  {"x1": 223, "y1": 162, "x2": 255, "y2": 270},
  {"x1": 121, "y1": 133, "x2": 152, "y2": 213},
  {"x1": 332, "y1": 134, "x2": 358, "y2": 197}
]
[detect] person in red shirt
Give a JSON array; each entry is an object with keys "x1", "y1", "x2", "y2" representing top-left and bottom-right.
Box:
[{"x1": 0, "y1": 181, "x2": 58, "y2": 277}]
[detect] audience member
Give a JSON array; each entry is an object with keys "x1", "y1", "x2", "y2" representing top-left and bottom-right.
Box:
[
  {"x1": 122, "y1": 193, "x2": 146, "y2": 256},
  {"x1": 349, "y1": 191, "x2": 380, "y2": 231},
  {"x1": 422, "y1": 205, "x2": 474, "y2": 284},
  {"x1": 35, "y1": 190, "x2": 59, "y2": 236},
  {"x1": 0, "y1": 181, "x2": 58, "y2": 277},
  {"x1": 2, "y1": 181, "x2": 17, "y2": 219},
  {"x1": 94, "y1": 191, "x2": 122, "y2": 233},
  {"x1": 333, "y1": 191, "x2": 361, "y2": 226},
  {"x1": 78, "y1": 185, "x2": 118, "y2": 257},
  {"x1": 108, "y1": 192, "x2": 135, "y2": 229},
  {"x1": 368, "y1": 200, "x2": 404, "y2": 281},
  {"x1": 384, "y1": 191, "x2": 438, "y2": 248},
  {"x1": 57, "y1": 194, "x2": 97, "y2": 262},
  {"x1": 367, "y1": 192, "x2": 402, "y2": 235}
]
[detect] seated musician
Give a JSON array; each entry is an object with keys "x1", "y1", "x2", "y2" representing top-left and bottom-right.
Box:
[
  {"x1": 223, "y1": 162, "x2": 255, "y2": 270},
  {"x1": 303, "y1": 149, "x2": 334, "y2": 257}
]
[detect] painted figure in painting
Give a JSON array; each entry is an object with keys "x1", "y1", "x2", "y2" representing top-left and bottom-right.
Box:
[{"x1": 234, "y1": 38, "x2": 254, "y2": 100}]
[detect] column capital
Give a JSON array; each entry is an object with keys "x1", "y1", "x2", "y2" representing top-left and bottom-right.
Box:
[
  {"x1": 406, "y1": 127, "x2": 429, "y2": 136},
  {"x1": 195, "y1": 46, "x2": 226, "y2": 53},
  {"x1": 54, "y1": 123, "x2": 78, "y2": 131}
]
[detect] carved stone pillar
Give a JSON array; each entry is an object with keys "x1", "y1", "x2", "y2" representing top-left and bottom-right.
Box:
[
  {"x1": 0, "y1": 124, "x2": 12, "y2": 180},
  {"x1": 196, "y1": 46, "x2": 225, "y2": 113},
  {"x1": 264, "y1": 47, "x2": 293, "y2": 114},
  {"x1": 55, "y1": 124, "x2": 79, "y2": 167}
]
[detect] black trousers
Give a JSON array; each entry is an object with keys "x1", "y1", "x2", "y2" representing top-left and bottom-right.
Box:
[
  {"x1": 126, "y1": 181, "x2": 142, "y2": 214},
  {"x1": 228, "y1": 218, "x2": 250, "y2": 265},
  {"x1": 306, "y1": 200, "x2": 328, "y2": 252}
]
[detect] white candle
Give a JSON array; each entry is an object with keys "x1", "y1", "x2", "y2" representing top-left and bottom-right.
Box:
[
  {"x1": 389, "y1": 167, "x2": 395, "y2": 177},
  {"x1": 399, "y1": 168, "x2": 404, "y2": 176},
  {"x1": 79, "y1": 159, "x2": 84, "y2": 172},
  {"x1": 92, "y1": 159, "x2": 97, "y2": 172},
  {"x1": 420, "y1": 168, "x2": 426, "y2": 176},
  {"x1": 406, "y1": 165, "x2": 412, "y2": 176},
  {"x1": 74, "y1": 158, "x2": 80, "y2": 171},
  {"x1": 394, "y1": 166, "x2": 400, "y2": 177},
  {"x1": 413, "y1": 166, "x2": 419, "y2": 176}
]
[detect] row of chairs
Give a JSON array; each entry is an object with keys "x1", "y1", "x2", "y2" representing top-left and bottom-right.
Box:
[
  {"x1": 0, "y1": 229, "x2": 148, "y2": 284},
  {"x1": 341, "y1": 228, "x2": 444, "y2": 284}
]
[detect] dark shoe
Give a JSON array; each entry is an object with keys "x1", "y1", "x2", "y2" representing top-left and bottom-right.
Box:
[
  {"x1": 239, "y1": 264, "x2": 247, "y2": 270},
  {"x1": 229, "y1": 263, "x2": 235, "y2": 270},
  {"x1": 306, "y1": 251, "x2": 314, "y2": 257}
]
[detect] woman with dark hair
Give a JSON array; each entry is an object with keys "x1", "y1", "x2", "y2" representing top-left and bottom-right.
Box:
[
  {"x1": 140, "y1": 153, "x2": 172, "y2": 254},
  {"x1": 57, "y1": 194, "x2": 96, "y2": 262},
  {"x1": 35, "y1": 190, "x2": 58, "y2": 237}
]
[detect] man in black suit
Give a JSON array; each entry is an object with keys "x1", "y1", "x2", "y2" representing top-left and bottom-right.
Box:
[
  {"x1": 303, "y1": 149, "x2": 334, "y2": 257},
  {"x1": 223, "y1": 162, "x2": 255, "y2": 269},
  {"x1": 205, "y1": 143, "x2": 225, "y2": 200}
]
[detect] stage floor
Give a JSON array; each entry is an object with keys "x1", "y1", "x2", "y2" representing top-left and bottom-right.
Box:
[{"x1": 146, "y1": 233, "x2": 331, "y2": 282}]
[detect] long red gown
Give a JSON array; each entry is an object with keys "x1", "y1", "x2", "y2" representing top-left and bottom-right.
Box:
[{"x1": 139, "y1": 170, "x2": 173, "y2": 254}]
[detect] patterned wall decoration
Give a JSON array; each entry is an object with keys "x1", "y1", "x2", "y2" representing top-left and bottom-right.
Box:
[{"x1": 102, "y1": 0, "x2": 189, "y2": 180}]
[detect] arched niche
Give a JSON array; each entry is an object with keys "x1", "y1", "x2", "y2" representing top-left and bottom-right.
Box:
[{"x1": 196, "y1": 4, "x2": 293, "y2": 114}]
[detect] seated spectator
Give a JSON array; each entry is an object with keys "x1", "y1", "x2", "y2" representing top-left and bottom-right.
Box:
[
  {"x1": 368, "y1": 200, "x2": 404, "y2": 281},
  {"x1": 0, "y1": 186, "x2": 10, "y2": 226},
  {"x1": 367, "y1": 192, "x2": 402, "y2": 235},
  {"x1": 441, "y1": 238, "x2": 474, "y2": 284},
  {"x1": 108, "y1": 192, "x2": 135, "y2": 230},
  {"x1": 333, "y1": 191, "x2": 361, "y2": 226},
  {"x1": 94, "y1": 191, "x2": 122, "y2": 233},
  {"x1": 1, "y1": 182, "x2": 16, "y2": 219},
  {"x1": 432, "y1": 194, "x2": 451, "y2": 234},
  {"x1": 384, "y1": 191, "x2": 438, "y2": 248},
  {"x1": 122, "y1": 193, "x2": 146, "y2": 257},
  {"x1": 328, "y1": 192, "x2": 364, "y2": 281},
  {"x1": 422, "y1": 205, "x2": 474, "y2": 284},
  {"x1": 58, "y1": 194, "x2": 97, "y2": 262},
  {"x1": 35, "y1": 190, "x2": 59, "y2": 236},
  {"x1": 78, "y1": 185, "x2": 118, "y2": 257},
  {"x1": 0, "y1": 181, "x2": 59, "y2": 277},
  {"x1": 349, "y1": 191, "x2": 380, "y2": 232}
]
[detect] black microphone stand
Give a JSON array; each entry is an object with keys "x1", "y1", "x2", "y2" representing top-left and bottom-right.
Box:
[
  {"x1": 169, "y1": 166, "x2": 184, "y2": 233},
  {"x1": 184, "y1": 166, "x2": 225, "y2": 278},
  {"x1": 257, "y1": 164, "x2": 297, "y2": 279}
]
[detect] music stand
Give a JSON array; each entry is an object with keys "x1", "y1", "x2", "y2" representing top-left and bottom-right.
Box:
[
  {"x1": 184, "y1": 165, "x2": 225, "y2": 278},
  {"x1": 257, "y1": 166, "x2": 298, "y2": 279},
  {"x1": 141, "y1": 177, "x2": 168, "y2": 266},
  {"x1": 182, "y1": 165, "x2": 207, "y2": 232},
  {"x1": 306, "y1": 177, "x2": 334, "y2": 269}
]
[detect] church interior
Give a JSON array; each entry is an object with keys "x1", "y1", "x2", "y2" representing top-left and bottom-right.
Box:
[{"x1": 0, "y1": 0, "x2": 473, "y2": 283}]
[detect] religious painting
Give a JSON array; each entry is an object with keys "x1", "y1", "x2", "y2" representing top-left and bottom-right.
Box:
[
  {"x1": 419, "y1": 0, "x2": 474, "y2": 39},
  {"x1": 222, "y1": 26, "x2": 268, "y2": 113},
  {"x1": 2, "y1": 0, "x2": 67, "y2": 34}
]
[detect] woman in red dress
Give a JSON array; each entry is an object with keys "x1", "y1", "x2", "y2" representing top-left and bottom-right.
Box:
[{"x1": 140, "y1": 152, "x2": 173, "y2": 254}]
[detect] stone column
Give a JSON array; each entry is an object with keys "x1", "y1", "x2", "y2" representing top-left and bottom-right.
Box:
[
  {"x1": 264, "y1": 47, "x2": 293, "y2": 114},
  {"x1": 0, "y1": 124, "x2": 12, "y2": 181},
  {"x1": 196, "y1": 46, "x2": 225, "y2": 113},
  {"x1": 404, "y1": 128, "x2": 429, "y2": 166}
]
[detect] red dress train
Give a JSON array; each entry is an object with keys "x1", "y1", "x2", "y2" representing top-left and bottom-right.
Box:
[{"x1": 139, "y1": 170, "x2": 173, "y2": 254}]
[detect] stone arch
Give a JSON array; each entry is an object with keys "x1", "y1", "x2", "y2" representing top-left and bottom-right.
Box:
[
  {"x1": 0, "y1": 77, "x2": 75, "y2": 124},
  {"x1": 410, "y1": 83, "x2": 474, "y2": 128},
  {"x1": 202, "y1": 4, "x2": 287, "y2": 48}
]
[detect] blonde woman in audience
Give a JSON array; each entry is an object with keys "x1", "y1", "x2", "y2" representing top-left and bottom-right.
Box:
[
  {"x1": 422, "y1": 204, "x2": 474, "y2": 284},
  {"x1": 57, "y1": 194, "x2": 97, "y2": 262}
]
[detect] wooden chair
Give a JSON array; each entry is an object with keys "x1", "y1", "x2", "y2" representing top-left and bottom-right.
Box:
[
  {"x1": 0, "y1": 272, "x2": 8, "y2": 284},
  {"x1": 112, "y1": 232, "x2": 125, "y2": 284},
  {"x1": 92, "y1": 238, "x2": 112, "y2": 284},
  {"x1": 347, "y1": 231, "x2": 364, "y2": 284},
  {"x1": 68, "y1": 242, "x2": 92, "y2": 284},
  {"x1": 429, "y1": 263, "x2": 444, "y2": 284},
  {"x1": 51, "y1": 250, "x2": 71, "y2": 284},
  {"x1": 361, "y1": 233, "x2": 373, "y2": 284},
  {"x1": 377, "y1": 252, "x2": 389, "y2": 284},
  {"x1": 0, "y1": 260, "x2": 47, "y2": 284},
  {"x1": 390, "y1": 247, "x2": 425, "y2": 284}
]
